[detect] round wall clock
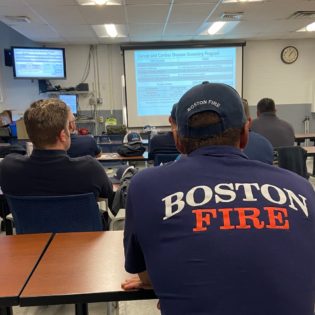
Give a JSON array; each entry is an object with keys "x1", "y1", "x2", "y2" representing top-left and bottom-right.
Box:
[{"x1": 281, "y1": 46, "x2": 298, "y2": 64}]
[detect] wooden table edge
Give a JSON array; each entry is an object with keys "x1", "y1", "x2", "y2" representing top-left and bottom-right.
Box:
[{"x1": 20, "y1": 289, "x2": 156, "y2": 306}]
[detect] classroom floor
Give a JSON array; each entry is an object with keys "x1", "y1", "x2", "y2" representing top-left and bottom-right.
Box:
[{"x1": 2, "y1": 158, "x2": 315, "y2": 314}]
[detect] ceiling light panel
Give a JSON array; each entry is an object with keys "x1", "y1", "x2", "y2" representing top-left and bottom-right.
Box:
[
  {"x1": 92, "y1": 24, "x2": 127, "y2": 37},
  {"x1": 77, "y1": 0, "x2": 121, "y2": 5}
]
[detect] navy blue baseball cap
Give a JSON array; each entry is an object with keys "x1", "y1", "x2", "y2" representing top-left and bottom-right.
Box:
[
  {"x1": 123, "y1": 132, "x2": 142, "y2": 144},
  {"x1": 176, "y1": 82, "x2": 246, "y2": 138}
]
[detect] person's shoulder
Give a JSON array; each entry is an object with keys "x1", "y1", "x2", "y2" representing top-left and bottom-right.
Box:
[
  {"x1": 76, "y1": 134, "x2": 96, "y2": 143},
  {"x1": 250, "y1": 131, "x2": 273, "y2": 147},
  {"x1": 69, "y1": 154, "x2": 98, "y2": 165},
  {"x1": 2, "y1": 153, "x2": 28, "y2": 164}
]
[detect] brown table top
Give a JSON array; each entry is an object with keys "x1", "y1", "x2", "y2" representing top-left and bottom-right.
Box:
[
  {"x1": 304, "y1": 146, "x2": 315, "y2": 155},
  {"x1": 0, "y1": 233, "x2": 52, "y2": 306},
  {"x1": 97, "y1": 152, "x2": 148, "y2": 162},
  {"x1": 20, "y1": 231, "x2": 155, "y2": 306},
  {"x1": 295, "y1": 133, "x2": 315, "y2": 140}
]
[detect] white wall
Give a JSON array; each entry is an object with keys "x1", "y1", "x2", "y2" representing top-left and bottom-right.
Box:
[
  {"x1": 51, "y1": 44, "x2": 124, "y2": 112},
  {"x1": 243, "y1": 39, "x2": 315, "y2": 106},
  {"x1": 52, "y1": 39, "x2": 315, "y2": 113}
]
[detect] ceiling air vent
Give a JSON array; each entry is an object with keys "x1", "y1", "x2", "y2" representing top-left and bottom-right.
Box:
[
  {"x1": 220, "y1": 12, "x2": 244, "y2": 20},
  {"x1": 289, "y1": 11, "x2": 315, "y2": 19},
  {"x1": 4, "y1": 16, "x2": 31, "y2": 23}
]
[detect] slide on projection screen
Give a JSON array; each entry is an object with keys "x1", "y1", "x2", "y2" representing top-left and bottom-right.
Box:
[{"x1": 123, "y1": 45, "x2": 244, "y2": 128}]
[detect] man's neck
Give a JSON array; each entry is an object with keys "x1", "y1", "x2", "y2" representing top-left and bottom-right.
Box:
[{"x1": 39, "y1": 143, "x2": 67, "y2": 151}]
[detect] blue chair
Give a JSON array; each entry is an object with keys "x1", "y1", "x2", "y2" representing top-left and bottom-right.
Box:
[
  {"x1": 154, "y1": 153, "x2": 179, "y2": 166},
  {"x1": 5, "y1": 193, "x2": 103, "y2": 234}
]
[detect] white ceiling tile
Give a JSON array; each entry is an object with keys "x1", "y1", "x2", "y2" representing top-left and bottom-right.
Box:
[
  {"x1": 32, "y1": 6, "x2": 86, "y2": 25},
  {"x1": 54, "y1": 25, "x2": 97, "y2": 37},
  {"x1": 125, "y1": 0, "x2": 170, "y2": 4},
  {"x1": 174, "y1": 0, "x2": 218, "y2": 3},
  {"x1": 9, "y1": 24, "x2": 62, "y2": 42},
  {"x1": 78, "y1": 6, "x2": 126, "y2": 24},
  {"x1": 126, "y1": 5, "x2": 170, "y2": 23},
  {"x1": 128, "y1": 23, "x2": 164, "y2": 36},
  {"x1": 25, "y1": 0, "x2": 77, "y2": 5},
  {"x1": 0, "y1": 0, "x2": 314, "y2": 44},
  {"x1": 161, "y1": 35, "x2": 195, "y2": 41},
  {"x1": 169, "y1": 3, "x2": 217, "y2": 23},
  {"x1": 164, "y1": 23, "x2": 201, "y2": 35},
  {"x1": 0, "y1": 5, "x2": 45, "y2": 24},
  {"x1": 129, "y1": 34, "x2": 162, "y2": 41}
]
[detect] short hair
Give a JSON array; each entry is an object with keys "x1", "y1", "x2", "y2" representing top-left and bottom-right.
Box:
[
  {"x1": 178, "y1": 111, "x2": 242, "y2": 154},
  {"x1": 257, "y1": 98, "x2": 276, "y2": 113},
  {"x1": 24, "y1": 99, "x2": 69, "y2": 149},
  {"x1": 170, "y1": 103, "x2": 177, "y2": 122}
]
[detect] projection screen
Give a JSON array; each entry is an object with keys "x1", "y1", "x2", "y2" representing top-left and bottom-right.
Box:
[{"x1": 123, "y1": 44, "x2": 244, "y2": 128}]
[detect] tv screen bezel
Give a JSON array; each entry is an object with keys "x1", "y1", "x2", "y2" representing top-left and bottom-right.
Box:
[{"x1": 11, "y1": 46, "x2": 67, "y2": 80}]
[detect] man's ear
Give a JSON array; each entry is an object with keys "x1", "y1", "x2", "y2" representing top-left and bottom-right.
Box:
[
  {"x1": 248, "y1": 116, "x2": 252, "y2": 129},
  {"x1": 174, "y1": 130, "x2": 186, "y2": 154},
  {"x1": 59, "y1": 129, "x2": 68, "y2": 143},
  {"x1": 240, "y1": 121, "x2": 250, "y2": 149}
]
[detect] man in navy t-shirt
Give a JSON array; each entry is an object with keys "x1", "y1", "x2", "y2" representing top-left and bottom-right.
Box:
[
  {"x1": 122, "y1": 82, "x2": 315, "y2": 315},
  {"x1": 67, "y1": 111, "x2": 101, "y2": 158}
]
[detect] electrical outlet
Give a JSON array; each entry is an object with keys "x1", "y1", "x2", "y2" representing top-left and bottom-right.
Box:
[{"x1": 97, "y1": 98, "x2": 103, "y2": 105}]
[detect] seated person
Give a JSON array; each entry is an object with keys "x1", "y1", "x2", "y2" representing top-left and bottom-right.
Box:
[
  {"x1": 242, "y1": 99, "x2": 274, "y2": 164},
  {"x1": 251, "y1": 97, "x2": 295, "y2": 147},
  {"x1": 122, "y1": 82, "x2": 315, "y2": 315},
  {"x1": 67, "y1": 112, "x2": 102, "y2": 158},
  {"x1": 148, "y1": 104, "x2": 179, "y2": 160},
  {"x1": 0, "y1": 98, "x2": 114, "y2": 208}
]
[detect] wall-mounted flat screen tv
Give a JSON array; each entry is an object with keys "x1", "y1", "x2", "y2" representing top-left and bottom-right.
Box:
[{"x1": 12, "y1": 47, "x2": 66, "y2": 79}]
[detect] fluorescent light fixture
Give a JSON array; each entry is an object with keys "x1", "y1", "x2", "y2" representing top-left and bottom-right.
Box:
[
  {"x1": 306, "y1": 22, "x2": 315, "y2": 32},
  {"x1": 95, "y1": 0, "x2": 107, "y2": 4},
  {"x1": 297, "y1": 21, "x2": 315, "y2": 32},
  {"x1": 77, "y1": 0, "x2": 121, "y2": 5},
  {"x1": 223, "y1": 0, "x2": 264, "y2": 3},
  {"x1": 208, "y1": 22, "x2": 226, "y2": 35},
  {"x1": 105, "y1": 24, "x2": 118, "y2": 37}
]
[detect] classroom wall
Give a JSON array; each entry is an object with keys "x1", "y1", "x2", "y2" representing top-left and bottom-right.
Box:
[
  {"x1": 0, "y1": 22, "x2": 39, "y2": 119},
  {"x1": 1, "y1": 20, "x2": 315, "y2": 133}
]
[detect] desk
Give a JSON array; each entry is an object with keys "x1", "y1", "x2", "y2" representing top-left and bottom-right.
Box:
[
  {"x1": 0, "y1": 234, "x2": 52, "y2": 315},
  {"x1": 20, "y1": 231, "x2": 155, "y2": 314},
  {"x1": 295, "y1": 133, "x2": 315, "y2": 146},
  {"x1": 99, "y1": 140, "x2": 148, "y2": 153},
  {"x1": 97, "y1": 152, "x2": 148, "y2": 163}
]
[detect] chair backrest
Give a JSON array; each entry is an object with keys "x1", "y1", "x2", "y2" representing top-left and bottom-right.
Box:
[
  {"x1": 275, "y1": 146, "x2": 308, "y2": 179},
  {"x1": 5, "y1": 193, "x2": 103, "y2": 234},
  {"x1": 154, "y1": 153, "x2": 179, "y2": 166}
]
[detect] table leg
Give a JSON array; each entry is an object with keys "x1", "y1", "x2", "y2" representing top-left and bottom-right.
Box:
[
  {"x1": 106, "y1": 302, "x2": 118, "y2": 315},
  {"x1": 75, "y1": 303, "x2": 88, "y2": 315},
  {"x1": 0, "y1": 306, "x2": 13, "y2": 315}
]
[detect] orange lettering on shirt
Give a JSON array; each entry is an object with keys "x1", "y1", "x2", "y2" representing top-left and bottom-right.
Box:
[
  {"x1": 234, "y1": 207, "x2": 265, "y2": 229},
  {"x1": 192, "y1": 209, "x2": 217, "y2": 232},
  {"x1": 265, "y1": 207, "x2": 289, "y2": 230},
  {"x1": 218, "y1": 208, "x2": 235, "y2": 230}
]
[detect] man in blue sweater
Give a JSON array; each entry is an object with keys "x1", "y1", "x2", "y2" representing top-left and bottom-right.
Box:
[{"x1": 122, "y1": 82, "x2": 315, "y2": 315}]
